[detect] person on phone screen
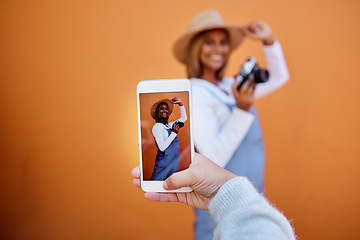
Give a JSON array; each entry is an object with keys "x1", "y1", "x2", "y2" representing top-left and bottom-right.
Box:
[
  {"x1": 150, "y1": 97, "x2": 187, "y2": 180},
  {"x1": 172, "y1": 9, "x2": 289, "y2": 239}
]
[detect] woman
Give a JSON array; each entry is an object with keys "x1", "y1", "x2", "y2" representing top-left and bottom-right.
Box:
[
  {"x1": 172, "y1": 9, "x2": 289, "y2": 240},
  {"x1": 150, "y1": 97, "x2": 187, "y2": 180}
]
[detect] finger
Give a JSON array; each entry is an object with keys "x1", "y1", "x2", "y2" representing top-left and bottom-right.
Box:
[
  {"x1": 232, "y1": 76, "x2": 241, "y2": 93},
  {"x1": 242, "y1": 23, "x2": 261, "y2": 39},
  {"x1": 144, "y1": 192, "x2": 180, "y2": 202},
  {"x1": 247, "y1": 23, "x2": 258, "y2": 33},
  {"x1": 247, "y1": 79, "x2": 256, "y2": 89},
  {"x1": 241, "y1": 79, "x2": 251, "y2": 94},
  {"x1": 249, "y1": 20, "x2": 261, "y2": 28},
  {"x1": 246, "y1": 30, "x2": 259, "y2": 39},
  {"x1": 133, "y1": 178, "x2": 141, "y2": 188},
  {"x1": 250, "y1": 82, "x2": 257, "y2": 90},
  {"x1": 252, "y1": 20, "x2": 266, "y2": 29},
  {"x1": 144, "y1": 192, "x2": 161, "y2": 201},
  {"x1": 247, "y1": 84, "x2": 256, "y2": 95},
  {"x1": 241, "y1": 27, "x2": 253, "y2": 37},
  {"x1": 165, "y1": 193, "x2": 182, "y2": 202},
  {"x1": 131, "y1": 166, "x2": 140, "y2": 178},
  {"x1": 163, "y1": 169, "x2": 196, "y2": 190}
]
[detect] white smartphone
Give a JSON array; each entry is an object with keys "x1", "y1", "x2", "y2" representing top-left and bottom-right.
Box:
[{"x1": 137, "y1": 79, "x2": 194, "y2": 192}]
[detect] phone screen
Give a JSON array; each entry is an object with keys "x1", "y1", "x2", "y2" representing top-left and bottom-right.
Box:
[{"x1": 139, "y1": 91, "x2": 191, "y2": 181}]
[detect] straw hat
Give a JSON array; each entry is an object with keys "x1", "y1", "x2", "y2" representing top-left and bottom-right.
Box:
[
  {"x1": 150, "y1": 99, "x2": 173, "y2": 120},
  {"x1": 173, "y1": 9, "x2": 245, "y2": 63}
]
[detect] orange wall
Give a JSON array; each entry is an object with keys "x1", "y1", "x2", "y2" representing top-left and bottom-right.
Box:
[{"x1": 0, "y1": 0, "x2": 359, "y2": 239}]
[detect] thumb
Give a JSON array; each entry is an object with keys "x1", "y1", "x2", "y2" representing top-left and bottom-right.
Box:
[{"x1": 163, "y1": 169, "x2": 196, "y2": 190}]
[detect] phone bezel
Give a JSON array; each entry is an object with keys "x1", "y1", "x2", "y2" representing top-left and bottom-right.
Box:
[{"x1": 136, "y1": 79, "x2": 194, "y2": 192}]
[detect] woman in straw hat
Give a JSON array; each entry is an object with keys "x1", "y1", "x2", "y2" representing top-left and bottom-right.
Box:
[
  {"x1": 150, "y1": 97, "x2": 187, "y2": 180},
  {"x1": 172, "y1": 9, "x2": 289, "y2": 239}
]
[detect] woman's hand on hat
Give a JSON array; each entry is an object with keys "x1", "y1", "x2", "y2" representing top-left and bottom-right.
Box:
[
  {"x1": 171, "y1": 97, "x2": 183, "y2": 106},
  {"x1": 241, "y1": 20, "x2": 275, "y2": 45},
  {"x1": 131, "y1": 153, "x2": 237, "y2": 210}
]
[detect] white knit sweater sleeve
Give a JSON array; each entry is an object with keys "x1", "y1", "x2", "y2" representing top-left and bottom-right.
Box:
[
  {"x1": 254, "y1": 40, "x2": 290, "y2": 99},
  {"x1": 208, "y1": 177, "x2": 296, "y2": 240}
]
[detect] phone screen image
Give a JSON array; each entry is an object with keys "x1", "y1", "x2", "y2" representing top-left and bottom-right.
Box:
[{"x1": 139, "y1": 91, "x2": 191, "y2": 181}]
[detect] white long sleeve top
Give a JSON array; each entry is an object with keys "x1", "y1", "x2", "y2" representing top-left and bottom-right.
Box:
[
  {"x1": 209, "y1": 177, "x2": 296, "y2": 240},
  {"x1": 191, "y1": 40, "x2": 289, "y2": 167},
  {"x1": 152, "y1": 105, "x2": 187, "y2": 152}
]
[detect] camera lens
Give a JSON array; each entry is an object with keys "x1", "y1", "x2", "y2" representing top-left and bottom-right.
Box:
[
  {"x1": 254, "y1": 69, "x2": 269, "y2": 83},
  {"x1": 176, "y1": 121, "x2": 184, "y2": 128}
]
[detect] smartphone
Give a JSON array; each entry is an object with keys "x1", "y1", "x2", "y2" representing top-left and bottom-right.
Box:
[{"x1": 136, "y1": 79, "x2": 194, "y2": 192}]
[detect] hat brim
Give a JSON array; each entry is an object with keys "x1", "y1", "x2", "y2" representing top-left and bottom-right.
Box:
[
  {"x1": 173, "y1": 25, "x2": 244, "y2": 64},
  {"x1": 150, "y1": 99, "x2": 174, "y2": 120}
]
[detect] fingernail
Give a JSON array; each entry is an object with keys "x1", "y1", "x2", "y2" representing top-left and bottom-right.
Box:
[{"x1": 163, "y1": 181, "x2": 169, "y2": 190}]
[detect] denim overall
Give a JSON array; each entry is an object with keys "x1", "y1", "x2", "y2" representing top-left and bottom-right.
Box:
[
  {"x1": 194, "y1": 106, "x2": 265, "y2": 240},
  {"x1": 150, "y1": 127, "x2": 179, "y2": 180}
]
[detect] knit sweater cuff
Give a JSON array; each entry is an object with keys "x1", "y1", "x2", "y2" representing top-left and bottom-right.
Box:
[{"x1": 208, "y1": 177, "x2": 266, "y2": 224}]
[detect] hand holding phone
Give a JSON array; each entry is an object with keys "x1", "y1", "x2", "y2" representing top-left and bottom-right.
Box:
[{"x1": 131, "y1": 153, "x2": 237, "y2": 210}]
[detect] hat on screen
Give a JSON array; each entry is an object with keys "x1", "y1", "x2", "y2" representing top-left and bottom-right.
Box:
[
  {"x1": 150, "y1": 99, "x2": 173, "y2": 120},
  {"x1": 173, "y1": 9, "x2": 245, "y2": 63}
]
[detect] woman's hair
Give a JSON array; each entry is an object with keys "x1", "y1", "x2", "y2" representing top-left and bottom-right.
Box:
[
  {"x1": 185, "y1": 29, "x2": 230, "y2": 80},
  {"x1": 154, "y1": 102, "x2": 169, "y2": 123}
]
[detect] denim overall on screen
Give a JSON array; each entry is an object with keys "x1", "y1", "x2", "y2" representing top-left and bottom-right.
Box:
[
  {"x1": 194, "y1": 106, "x2": 265, "y2": 240},
  {"x1": 150, "y1": 128, "x2": 179, "y2": 180}
]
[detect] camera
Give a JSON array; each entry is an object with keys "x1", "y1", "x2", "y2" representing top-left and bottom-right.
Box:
[
  {"x1": 174, "y1": 121, "x2": 184, "y2": 128},
  {"x1": 236, "y1": 57, "x2": 269, "y2": 90}
]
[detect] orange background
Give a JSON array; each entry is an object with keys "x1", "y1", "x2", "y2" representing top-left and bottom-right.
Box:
[
  {"x1": 139, "y1": 92, "x2": 191, "y2": 180},
  {"x1": 0, "y1": 0, "x2": 359, "y2": 239}
]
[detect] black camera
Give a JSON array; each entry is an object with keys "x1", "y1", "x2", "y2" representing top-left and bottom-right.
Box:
[
  {"x1": 236, "y1": 57, "x2": 269, "y2": 90},
  {"x1": 174, "y1": 121, "x2": 184, "y2": 128}
]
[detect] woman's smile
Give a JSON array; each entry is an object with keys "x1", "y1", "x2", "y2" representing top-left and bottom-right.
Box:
[
  {"x1": 159, "y1": 104, "x2": 169, "y2": 118},
  {"x1": 200, "y1": 30, "x2": 230, "y2": 73},
  {"x1": 208, "y1": 54, "x2": 226, "y2": 65}
]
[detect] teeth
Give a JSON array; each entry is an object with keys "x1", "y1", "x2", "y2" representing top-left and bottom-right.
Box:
[{"x1": 211, "y1": 55, "x2": 222, "y2": 61}]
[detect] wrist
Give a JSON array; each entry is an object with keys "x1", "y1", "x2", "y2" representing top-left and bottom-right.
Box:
[
  {"x1": 236, "y1": 103, "x2": 251, "y2": 112},
  {"x1": 263, "y1": 35, "x2": 275, "y2": 45},
  {"x1": 208, "y1": 177, "x2": 264, "y2": 224}
]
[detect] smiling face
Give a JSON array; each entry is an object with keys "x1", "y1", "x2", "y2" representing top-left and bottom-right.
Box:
[
  {"x1": 158, "y1": 103, "x2": 169, "y2": 120},
  {"x1": 200, "y1": 29, "x2": 230, "y2": 74}
]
